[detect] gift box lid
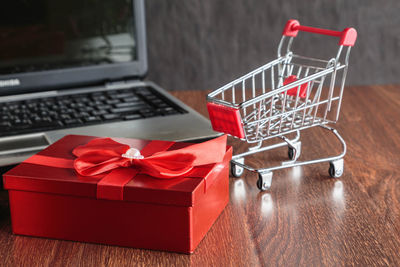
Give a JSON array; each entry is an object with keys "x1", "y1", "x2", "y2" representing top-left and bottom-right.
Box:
[{"x1": 3, "y1": 135, "x2": 232, "y2": 207}]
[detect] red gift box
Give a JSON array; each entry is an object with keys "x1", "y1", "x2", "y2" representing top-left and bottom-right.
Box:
[{"x1": 3, "y1": 134, "x2": 232, "y2": 254}]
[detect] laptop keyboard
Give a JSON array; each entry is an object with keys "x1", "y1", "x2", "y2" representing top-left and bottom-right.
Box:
[{"x1": 0, "y1": 87, "x2": 187, "y2": 137}]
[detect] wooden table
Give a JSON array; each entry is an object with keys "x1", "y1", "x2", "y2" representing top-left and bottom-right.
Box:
[{"x1": 1, "y1": 85, "x2": 399, "y2": 266}]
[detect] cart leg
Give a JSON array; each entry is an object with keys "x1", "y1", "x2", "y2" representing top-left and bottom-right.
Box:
[
  {"x1": 281, "y1": 134, "x2": 301, "y2": 161},
  {"x1": 231, "y1": 158, "x2": 245, "y2": 178},
  {"x1": 257, "y1": 171, "x2": 273, "y2": 191},
  {"x1": 249, "y1": 140, "x2": 263, "y2": 151},
  {"x1": 329, "y1": 158, "x2": 344, "y2": 178}
]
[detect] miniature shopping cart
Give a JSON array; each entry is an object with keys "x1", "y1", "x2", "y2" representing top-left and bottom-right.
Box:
[{"x1": 207, "y1": 19, "x2": 357, "y2": 190}]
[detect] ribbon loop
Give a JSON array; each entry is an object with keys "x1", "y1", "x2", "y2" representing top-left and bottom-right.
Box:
[{"x1": 72, "y1": 135, "x2": 227, "y2": 179}]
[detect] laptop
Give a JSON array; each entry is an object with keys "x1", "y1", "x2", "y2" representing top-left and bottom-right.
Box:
[{"x1": 0, "y1": 0, "x2": 218, "y2": 167}]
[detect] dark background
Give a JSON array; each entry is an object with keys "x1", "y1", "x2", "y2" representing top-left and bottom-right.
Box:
[{"x1": 145, "y1": 0, "x2": 400, "y2": 91}]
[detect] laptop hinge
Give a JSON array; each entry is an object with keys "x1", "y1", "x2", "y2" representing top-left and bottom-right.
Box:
[{"x1": 105, "y1": 78, "x2": 140, "y2": 89}]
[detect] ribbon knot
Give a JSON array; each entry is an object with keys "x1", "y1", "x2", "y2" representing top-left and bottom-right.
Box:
[{"x1": 121, "y1": 147, "x2": 144, "y2": 161}]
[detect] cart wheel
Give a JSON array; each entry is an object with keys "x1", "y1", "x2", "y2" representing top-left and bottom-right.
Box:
[
  {"x1": 329, "y1": 159, "x2": 344, "y2": 178},
  {"x1": 231, "y1": 163, "x2": 244, "y2": 178},
  {"x1": 257, "y1": 172, "x2": 273, "y2": 191},
  {"x1": 288, "y1": 147, "x2": 295, "y2": 160},
  {"x1": 288, "y1": 141, "x2": 301, "y2": 160},
  {"x1": 230, "y1": 158, "x2": 244, "y2": 178}
]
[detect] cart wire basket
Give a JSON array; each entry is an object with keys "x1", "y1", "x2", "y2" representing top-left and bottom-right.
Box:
[{"x1": 206, "y1": 19, "x2": 357, "y2": 190}]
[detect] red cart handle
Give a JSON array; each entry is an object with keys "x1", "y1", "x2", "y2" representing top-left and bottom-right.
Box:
[{"x1": 282, "y1": 19, "x2": 357, "y2": 46}]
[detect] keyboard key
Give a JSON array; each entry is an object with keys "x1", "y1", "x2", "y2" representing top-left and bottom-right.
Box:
[
  {"x1": 12, "y1": 118, "x2": 22, "y2": 124},
  {"x1": 64, "y1": 119, "x2": 82, "y2": 125},
  {"x1": 106, "y1": 91, "x2": 118, "y2": 96},
  {"x1": 139, "y1": 89, "x2": 153, "y2": 95},
  {"x1": 140, "y1": 110, "x2": 157, "y2": 118},
  {"x1": 91, "y1": 95, "x2": 106, "y2": 101},
  {"x1": 74, "y1": 102, "x2": 86, "y2": 108},
  {"x1": 91, "y1": 110, "x2": 108, "y2": 116},
  {"x1": 48, "y1": 111, "x2": 59, "y2": 117},
  {"x1": 111, "y1": 106, "x2": 143, "y2": 114},
  {"x1": 83, "y1": 116, "x2": 101, "y2": 123},
  {"x1": 96, "y1": 104, "x2": 111, "y2": 110},
  {"x1": 150, "y1": 98, "x2": 163, "y2": 104},
  {"x1": 144, "y1": 94, "x2": 157, "y2": 100},
  {"x1": 71, "y1": 112, "x2": 89, "y2": 119},
  {"x1": 164, "y1": 109, "x2": 180, "y2": 115},
  {"x1": 31, "y1": 116, "x2": 42, "y2": 122},
  {"x1": 79, "y1": 106, "x2": 94, "y2": 112},
  {"x1": 8, "y1": 104, "x2": 18, "y2": 110},
  {"x1": 106, "y1": 99, "x2": 121, "y2": 105},
  {"x1": 124, "y1": 96, "x2": 140, "y2": 102},
  {"x1": 114, "y1": 102, "x2": 147, "y2": 108},
  {"x1": 102, "y1": 114, "x2": 121, "y2": 121},
  {"x1": 60, "y1": 114, "x2": 71, "y2": 120},
  {"x1": 41, "y1": 117, "x2": 53, "y2": 122},
  {"x1": 163, "y1": 107, "x2": 175, "y2": 112},
  {"x1": 88, "y1": 101, "x2": 104, "y2": 107},
  {"x1": 115, "y1": 93, "x2": 135, "y2": 99},
  {"x1": 124, "y1": 114, "x2": 142, "y2": 120}
]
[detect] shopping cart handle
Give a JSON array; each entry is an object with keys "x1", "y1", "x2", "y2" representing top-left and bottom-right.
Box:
[{"x1": 282, "y1": 19, "x2": 357, "y2": 46}]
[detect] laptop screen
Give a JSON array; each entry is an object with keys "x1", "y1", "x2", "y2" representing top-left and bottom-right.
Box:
[{"x1": 0, "y1": 0, "x2": 137, "y2": 75}]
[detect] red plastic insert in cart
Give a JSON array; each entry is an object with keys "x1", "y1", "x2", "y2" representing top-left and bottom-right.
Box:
[
  {"x1": 207, "y1": 102, "x2": 245, "y2": 139},
  {"x1": 283, "y1": 75, "x2": 308, "y2": 98}
]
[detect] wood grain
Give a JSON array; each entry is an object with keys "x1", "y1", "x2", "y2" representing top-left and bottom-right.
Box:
[{"x1": 1, "y1": 85, "x2": 400, "y2": 266}]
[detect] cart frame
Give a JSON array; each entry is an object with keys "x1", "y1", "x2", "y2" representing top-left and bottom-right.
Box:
[{"x1": 206, "y1": 20, "x2": 357, "y2": 190}]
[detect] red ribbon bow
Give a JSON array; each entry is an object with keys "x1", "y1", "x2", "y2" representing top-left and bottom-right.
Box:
[
  {"x1": 72, "y1": 135, "x2": 227, "y2": 179},
  {"x1": 24, "y1": 135, "x2": 228, "y2": 200}
]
